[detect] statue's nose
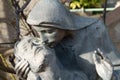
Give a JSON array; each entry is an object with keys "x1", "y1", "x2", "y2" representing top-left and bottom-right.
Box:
[
  {"x1": 39, "y1": 32, "x2": 48, "y2": 44},
  {"x1": 40, "y1": 36, "x2": 48, "y2": 44}
]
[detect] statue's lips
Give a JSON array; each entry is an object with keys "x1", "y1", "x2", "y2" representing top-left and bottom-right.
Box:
[{"x1": 45, "y1": 42, "x2": 56, "y2": 48}]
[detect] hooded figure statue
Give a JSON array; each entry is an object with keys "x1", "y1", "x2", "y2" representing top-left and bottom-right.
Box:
[{"x1": 14, "y1": 0, "x2": 120, "y2": 80}]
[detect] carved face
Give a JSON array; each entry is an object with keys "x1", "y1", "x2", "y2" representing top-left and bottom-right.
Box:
[{"x1": 32, "y1": 26, "x2": 66, "y2": 47}]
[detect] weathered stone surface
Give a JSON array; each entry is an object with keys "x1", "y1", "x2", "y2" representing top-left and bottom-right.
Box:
[
  {"x1": 14, "y1": 36, "x2": 89, "y2": 80},
  {"x1": 1, "y1": 0, "x2": 120, "y2": 80}
]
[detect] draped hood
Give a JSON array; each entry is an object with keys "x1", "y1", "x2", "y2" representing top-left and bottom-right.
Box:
[{"x1": 27, "y1": 0, "x2": 98, "y2": 30}]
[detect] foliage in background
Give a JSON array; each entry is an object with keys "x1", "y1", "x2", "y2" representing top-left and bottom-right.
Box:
[{"x1": 70, "y1": 0, "x2": 105, "y2": 9}]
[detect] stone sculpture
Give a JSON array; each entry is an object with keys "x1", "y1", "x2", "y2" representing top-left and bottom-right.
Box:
[
  {"x1": 14, "y1": 36, "x2": 89, "y2": 80},
  {"x1": 13, "y1": 0, "x2": 120, "y2": 80}
]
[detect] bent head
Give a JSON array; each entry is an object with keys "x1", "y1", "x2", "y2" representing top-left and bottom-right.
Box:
[
  {"x1": 27, "y1": 0, "x2": 75, "y2": 47},
  {"x1": 32, "y1": 26, "x2": 73, "y2": 47}
]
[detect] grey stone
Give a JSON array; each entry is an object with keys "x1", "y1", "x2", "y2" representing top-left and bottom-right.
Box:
[
  {"x1": 13, "y1": 0, "x2": 120, "y2": 80},
  {"x1": 14, "y1": 36, "x2": 89, "y2": 80}
]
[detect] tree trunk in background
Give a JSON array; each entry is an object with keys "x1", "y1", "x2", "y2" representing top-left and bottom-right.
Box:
[{"x1": 0, "y1": 0, "x2": 39, "y2": 80}]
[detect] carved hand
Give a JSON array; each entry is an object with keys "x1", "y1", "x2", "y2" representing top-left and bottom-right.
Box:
[
  {"x1": 15, "y1": 59, "x2": 30, "y2": 79},
  {"x1": 93, "y1": 49, "x2": 113, "y2": 80}
]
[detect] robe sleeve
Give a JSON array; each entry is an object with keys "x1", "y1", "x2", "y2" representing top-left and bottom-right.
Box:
[
  {"x1": 93, "y1": 19, "x2": 120, "y2": 80},
  {"x1": 94, "y1": 19, "x2": 120, "y2": 69}
]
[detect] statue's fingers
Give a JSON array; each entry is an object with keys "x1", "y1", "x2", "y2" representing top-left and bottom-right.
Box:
[
  {"x1": 15, "y1": 59, "x2": 24, "y2": 71},
  {"x1": 15, "y1": 60, "x2": 28, "y2": 75},
  {"x1": 19, "y1": 61, "x2": 29, "y2": 78},
  {"x1": 97, "y1": 48, "x2": 104, "y2": 59},
  {"x1": 23, "y1": 67, "x2": 30, "y2": 79},
  {"x1": 93, "y1": 51, "x2": 101, "y2": 64}
]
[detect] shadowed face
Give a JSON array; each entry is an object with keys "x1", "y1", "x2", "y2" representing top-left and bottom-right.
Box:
[{"x1": 32, "y1": 26, "x2": 66, "y2": 47}]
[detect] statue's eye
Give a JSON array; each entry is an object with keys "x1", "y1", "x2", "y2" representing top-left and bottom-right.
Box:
[
  {"x1": 47, "y1": 29, "x2": 56, "y2": 34},
  {"x1": 41, "y1": 30, "x2": 46, "y2": 33}
]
